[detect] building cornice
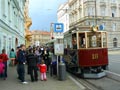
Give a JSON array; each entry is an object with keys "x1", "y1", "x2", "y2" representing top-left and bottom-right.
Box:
[
  {"x1": 0, "y1": 19, "x2": 24, "y2": 38},
  {"x1": 69, "y1": 16, "x2": 120, "y2": 27},
  {"x1": 69, "y1": 0, "x2": 77, "y2": 6},
  {"x1": 13, "y1": 0, "x2": 25, "y2": 18}
]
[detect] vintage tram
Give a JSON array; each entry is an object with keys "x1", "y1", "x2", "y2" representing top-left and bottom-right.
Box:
[{"x1": 63, "y1": 26, "x2": 108, "y2": 78}]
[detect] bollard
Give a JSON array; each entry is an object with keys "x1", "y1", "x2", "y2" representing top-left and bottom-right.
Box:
[{"x1": 58, "y1": 62, "x2": 66, "y2": 81}]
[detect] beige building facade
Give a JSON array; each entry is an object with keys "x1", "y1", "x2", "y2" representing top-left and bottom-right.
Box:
[
  {"x1": 31, "y1": 30, "x2": 51, "y2": 46},
  {"x1": 24, "y1": 0, "x2": 32, "y2": 48},
  {"x1": 60, "y1": 0, "x2": 120, "y2": 50},
  {"x1": 57, "y1": 2, "x2": 69, "y2": 33}
]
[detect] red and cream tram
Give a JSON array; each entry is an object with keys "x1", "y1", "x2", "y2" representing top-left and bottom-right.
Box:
[{"x1": 63, "y1": 26, "x2": 108, "y2": 78}]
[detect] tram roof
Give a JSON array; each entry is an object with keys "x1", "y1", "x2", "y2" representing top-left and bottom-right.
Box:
[
  {"x1": 64, "y1": 26, "x2": 107, "y2": 35},
  {"x1": 64, "y1": 30, "x2": 107, "y2": 35}
]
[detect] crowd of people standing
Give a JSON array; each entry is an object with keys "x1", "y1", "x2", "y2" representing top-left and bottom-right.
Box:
[{"x1": 0, "y1": 44, "x2": 53, "y2": 84}]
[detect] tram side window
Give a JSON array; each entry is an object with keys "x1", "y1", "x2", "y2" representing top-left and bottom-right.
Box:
[
  {"x1": 102, "y1": 32, "x2": 107, "y2": 47},
  {"x1": 79, "y1": 33, "x2": 85, "y2": 48}
]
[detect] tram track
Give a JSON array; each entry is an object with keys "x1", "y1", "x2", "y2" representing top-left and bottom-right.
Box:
[
  {"x1": 69, "y1": 72, "x2": 120, "y2": 90},
  {"x1": 69, "y1": 73, "x2": 103, "y2": 90}
]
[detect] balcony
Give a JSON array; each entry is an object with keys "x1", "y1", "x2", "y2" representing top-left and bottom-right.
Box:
[
  {"x1": 111, "y1": 3, "x2": 117, "y2": 8},
  {"x1": 25, "y1": 30, "x2": 32, "y2": 42},
  {"x1": 83, "y1": 0, "x2": 95, "y2": 4},
  {"x1": 119, "y1": 4, "x2": 120, "y2": 9},
  {"x1": 83, "y1": 0, "x2": 95, "y2": 6},
  {"x1": 25, "y1": 17, "x2": 32, "y2": 28},
  {"x1": 100, "y1": 2, "x2": 106, "y2": 7},
  {"x1": 77, "y1": 4, "x2": 82, "y2": 10}
]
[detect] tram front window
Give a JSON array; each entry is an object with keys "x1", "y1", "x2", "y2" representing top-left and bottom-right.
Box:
[{"x1": 87, "y1": 32, "x2": 101, "y2": 48}]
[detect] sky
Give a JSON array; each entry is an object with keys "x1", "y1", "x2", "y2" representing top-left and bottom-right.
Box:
[{"x1": 29, "y1": 0, "x2": 67, "y2": 31}]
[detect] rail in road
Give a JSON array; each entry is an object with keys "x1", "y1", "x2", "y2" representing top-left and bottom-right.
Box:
[{"x1": 68, "y1": 71, "x2": 120, "y2": 90}]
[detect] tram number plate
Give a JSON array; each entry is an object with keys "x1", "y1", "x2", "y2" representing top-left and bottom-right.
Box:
[{"x1": 92, "y1": 53, "x2": 98, "y2": 60}]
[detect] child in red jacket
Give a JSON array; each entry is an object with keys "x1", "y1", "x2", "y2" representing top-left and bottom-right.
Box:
[
  {"x1": 38, "y1": 60, "x2": 47, "y2": 81},
  {"x1": 0, "y1": 49, "x2": 9, "y2": 80}
]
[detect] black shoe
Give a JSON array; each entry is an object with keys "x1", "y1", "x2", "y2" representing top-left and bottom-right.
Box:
[
  {"x1": 31, "y1": 79, "x2": 34, "y2": 82},
  {"x1": 35, "y1": 79, "x2": 38, "y2": 82}
]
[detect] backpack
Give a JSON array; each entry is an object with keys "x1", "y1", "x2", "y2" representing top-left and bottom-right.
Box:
[{"x1": 0, "y1": 63, "x2": 4, "y2": 74}]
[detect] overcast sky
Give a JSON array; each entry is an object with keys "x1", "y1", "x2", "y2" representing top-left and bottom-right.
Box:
[{"x1": 29, "y1": 0, "x2": 67, "y2": 31}]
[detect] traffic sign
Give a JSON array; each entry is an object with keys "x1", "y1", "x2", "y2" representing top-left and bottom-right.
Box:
[{"x1": 54, "y1": 23, "x2": 64, "y2": 32}]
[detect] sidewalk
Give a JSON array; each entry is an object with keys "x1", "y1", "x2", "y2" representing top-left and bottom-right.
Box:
[
  {"x1": 108, "y1": 50, "x2": 120, "y2": 55},
  {"x1": 0, "y1": 66, "x2": 83, "y2": 90}
]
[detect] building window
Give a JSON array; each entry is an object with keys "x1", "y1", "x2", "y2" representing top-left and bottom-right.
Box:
[
  {"x1": 9, "y1": 38, "x2": 12, "y2": 51},
  {"x1": 112, "y1": 23, "x2": 116, "y2": 31},
  {"x1": 8, "y1": 2, "x2": 10, "y2": 21},
  {"x1": 3, "y1": 36, "x2": 6, "y2": 49},
  {"x1": 102, "y1": 22, "x2": 105, "y2": 30},
  {"x1": 86, "y1": 21, "x2": 90, "y2": 25},
  {"x1": 88, "y1": 7, "x2": 91, "y2": 16},
  {"x1": 101, "y1": 7, "x2": 105, "y2": 16},
  {"x1": 113, "y1": 38, "x2": 117, "y2": 47},
  {"x1": 90, "y1": 21, "x2": 94, "y2": 26},
  {"x1": 1, "y1": 0, "x2": 5, "y2": 16},
  {"x1": 111, "y1": 0, "x2": 116, "y2": 3},
  {"x1": 101, "y1": 0, "x2": 105, "y2": 2},
  {"x1": 111, "y1": 8, "x2": 116, "y2": 17},
  {"x1": 87, "y1": 7, "x2": 94, "y2": 16},
  {"x1": 112, "y1": 13, "x2": 114, "y2": 17}
]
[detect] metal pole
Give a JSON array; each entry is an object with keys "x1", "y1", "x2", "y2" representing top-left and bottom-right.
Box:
[
  {"x1": 95, "y1": 0, "x2": 97, "y2": 25},
  {"x1": 57, "y1": 55, "x2": 59, "y2": 76}
]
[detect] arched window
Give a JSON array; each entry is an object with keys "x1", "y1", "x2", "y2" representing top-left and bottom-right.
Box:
[{"x1": 113, "y1": 38, "x2": 117, "y2": 47}]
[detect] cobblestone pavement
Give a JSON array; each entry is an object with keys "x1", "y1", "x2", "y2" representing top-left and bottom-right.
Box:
[{"x1": 0, "y1": 66, "x2": 81, "y2": 90}]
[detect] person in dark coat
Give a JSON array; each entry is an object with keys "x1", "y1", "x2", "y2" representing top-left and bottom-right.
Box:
[
  {"x1": 17, "y1": 44, "x2": 28, "y2": 84},
  {"x1": 43, "y1": 48, "x2": 50, "y2": 72},
  {"x1": 26, "y1": 49, "x2": 38, "y2": 82}
]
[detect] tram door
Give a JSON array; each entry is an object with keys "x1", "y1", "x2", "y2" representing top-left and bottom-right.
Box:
[{"x1": 72, "y1": 33, "x2": 77, "y2": 49}]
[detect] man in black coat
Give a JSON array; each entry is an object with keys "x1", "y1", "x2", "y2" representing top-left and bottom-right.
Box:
[
  {"x1": 43, "y1": 47, "x2": 50, "y2": 71},
  {"x1": 26, "y1": 49, "x2": 38, "y2": 82},
  {"x1": 17, "y1": 44, "x2": 28, "y2": 84}
]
